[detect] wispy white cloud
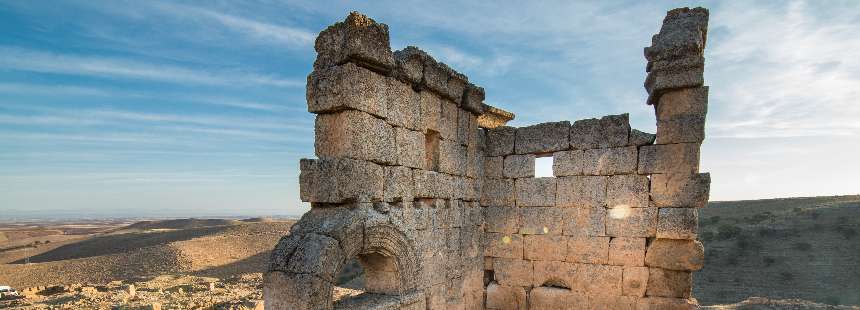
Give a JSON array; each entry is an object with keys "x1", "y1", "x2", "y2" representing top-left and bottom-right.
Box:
[{"x1": 0, "y1": 47, "x2": 303, "y2": 88}]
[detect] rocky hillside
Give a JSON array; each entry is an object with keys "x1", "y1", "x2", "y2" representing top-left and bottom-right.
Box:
[{"x1": 695, "y1": 195, "x2": 860, "y2": 307}]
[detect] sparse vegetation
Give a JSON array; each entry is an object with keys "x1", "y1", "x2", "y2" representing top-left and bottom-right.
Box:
[
  {"x1": 792, "y1": 242, "x2": 812, "y2": 251},
  {"x1": 716, "y1": 224, "x2": 741, "y2": 240}
]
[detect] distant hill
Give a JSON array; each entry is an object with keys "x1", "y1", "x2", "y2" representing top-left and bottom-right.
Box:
[
  {"x1": 124, "y1": 218, "x2": 241, "y2": 231},
  {"x1": 695, "y1": 195, "x2": 860, "y2": 306}
]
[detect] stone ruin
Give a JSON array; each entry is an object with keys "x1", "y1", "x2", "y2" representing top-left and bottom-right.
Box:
[{"x1": 265, "y1": 7, "x2": 711, "y2": 310}]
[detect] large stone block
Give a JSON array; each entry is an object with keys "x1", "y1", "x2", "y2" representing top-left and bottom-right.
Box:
[
  {"x1": 393, "y1": 46, "x2": 424, "y2": 85},
  {"x1": 494, "y1": 258, "x2": 533, "y2": 287},
  {"x1": 484, "y1": 156, "x2": 505, "y2": 179},
  {"x1": 465, "y1": 141, "x2": 481, "y2": 178},
  {"x1": 484, "y1": 232, "x2": 523, "y2": 259},
  {"x1": 583, "y1": 146, "x2": 637, "y2": 175},
  {"x1": 463, "y1": 177, "x2": 478, "y2": 201},
  {"x1": 462, "y1": 83, "x2": 485, "y2": 114},
  {"x1": 504, "y1": 154, "x2": 536, "y2": 178},
  {"x1": 383, "y1": 166, "x2": 413, "y2": 202},
  {"x1": 439, "y1": 139, "x2": 467, "y2": 176},
  {"x1": 481, "y1": 179, "x2": 515, "y2": 207},
  {"x1": 645, "y1": 66, "x2": 704, "y2": 103},
  {"x1": 608, "y1": 237, "x2": 646, "y2": 266},
  {"x1": 645, "y1": 239, "x2": 704, "y2": 271},
  {"x1": 413, "y1": 170, "x2": 452, "y2": 199},
  {"x1": 657, "y1": 208, "x2": 698, "y2": 240},
  {"x1": 638, "y1": 143, "x2": 700, "y2": 174},
  {"x1": 644, "y1": 7, "x2": 709, "y2": 62},
  {"x1": 515, "y1": 178, "x2": 557, "y2": 207},
  {"x1": 566, "y1": 236, "x2": 609, "y2": 264},
  {"x1": 529, "y1": 286, "x2": 587, "y2": 310},
  {"x1": 286, "y1": 233, "x2": 344, "y2": 281},
  {"x1": 385, "y1": 77, "x2": 421, "y2": 130},
  {"x1": 552, "y1": 150, "x2": 585, "y2": 177},
  {"x1": 646, "y1": 268, "x2": 692, "y2": 298},
  {"x1": 486, "y1": 126, "x2": 516, "y2": 156},
  {"x1": 581, "y1": 264, "x2": 623, "y2": 296},
  {"x1": 622, "y1": 266, "x2": 649, "y2": 297},
  {"x1": 439, "y1": 99, "x2": 459, "y2": 141},
  {"x1": 307, "y1": 63, "x2": 387, "y2": 118},
  {"x1": 515, "y1": 121, "x2": 571, "y2": 154},
  {"x1": 606, "y1": 174, "x2": 650, "y2": 209},
  {"x1": 656, "y1": 87, "x2": 708, "y2": 144},
  {"x1": 569, "y1": 118, "x2": 600, "y2": 150},
  {"x1": 313, "y1": 12, "x2": 395, "y2": 71},
  {"x1": 485, "y1": 282, "x2": 527, "y2": 310},
  {"x1": 419, "y1": 90, "x2": 442, "y2": 133},
  {"x1": 650, "y1": 173, "x2": 710, "y2": 208},
  {"x1": 597, "y1": 114, "x2": 631, "y2": 148},
  {"x1": 556, "y1": 176, "x2": 607, "y2": 208},
  {"x1": 519, "y1": 207, "x2": 562, "y2": 235},
  {"x1": 525, "y1": 235, "x2": 566, "y2": 261},
  {"x1": 532, "y1": 261, "x2": 576, "y2": 288},
  {"x1": 315, "y1": 109, "x2": 396, "y2": 165},
  {"x1": 605, "y1": 207, "x2": 657, "y2": 237},
  {"x1": 263, "y1": 271, "x2": 333, "y2": 310},
  {"x1": 484, "y1": 206, "x2": 519, "y2": 234},
  {"x1": 629, "y1": 129, "x2": 656, "y2": 146},
  {"x1": 299, "y1": 157, "x2": 383, "y2": 203},
  {"x1": 457, "y1": 108, "x2": 473, "y2": 146},
  {"x1": 561, "y1": 207, "x2": 606, "y2": 237},
  {"x1": 394, "y1": 127, "x2": 426, "y2": 169}
]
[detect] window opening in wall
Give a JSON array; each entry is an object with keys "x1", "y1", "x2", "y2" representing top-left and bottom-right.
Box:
[
  {"x1": 425, "y1": 130, "x2": 440, "y2": 172},
  {"x1": 535, "y1": 155, "x2": 554, "y2": 177}
]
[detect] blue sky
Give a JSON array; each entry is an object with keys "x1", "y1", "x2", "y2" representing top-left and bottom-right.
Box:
[{"x1": 1, "y1": 1, "x2": 858, "y2": 219}]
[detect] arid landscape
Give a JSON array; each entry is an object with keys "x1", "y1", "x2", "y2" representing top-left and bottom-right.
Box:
[{"x1": 1, "y1": 195, "x2": 858, "y2": 309}]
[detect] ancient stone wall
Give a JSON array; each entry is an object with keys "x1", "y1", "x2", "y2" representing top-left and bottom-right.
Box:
[{"x1": 266, "y1": 7, "x2": 711, "y2": 310}]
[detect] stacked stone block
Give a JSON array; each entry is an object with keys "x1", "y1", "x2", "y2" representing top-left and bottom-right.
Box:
[{"x1": 268, "y1": 7, "x2": 712, "y2": 310}]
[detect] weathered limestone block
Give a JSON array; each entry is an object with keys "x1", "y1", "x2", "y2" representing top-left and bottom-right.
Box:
[
  {"x1": 484, "y1": 233, "x2": 523, "y2": 259},
  {"x1": 650, "y1": 173, "x2": 710, "y2": 208},
  {"x1": 394, "y1": 127, "x2": 426, "y2": 169},
  {"x1": 638, "y1": 143, "x2": 700, "y2": 174},
  {"x1": 646, "y1": 268, "x2": 692, "y2": 298},
  {"x1": 462, "y1": 83, "x2": 485, "y2": 114},
  {"x1": 439, "y1": 99, "x2": 459, "y2": 141},
  {"x1": 486, "y1": 126, "x2": 516, "y2": 156},
  {"x1": 583, "y1": 146, "x2": 637, "y2": 175},
  {"x1": 449, "y1": 199, "x2": 464, "y2": 228},
  {"x1": 393, "y1": 46, "x2": 424, "y2": 85},
  {"x1": 608, "y1": 237, "x2": 646, "y2": 266},
  {"x1": 569, "y1": 118, "x2": 601, "y2": 150},
  {"x1": 645, "y1": 65, "x2": 704, "y2": 104},
  {"x1": 427, "y1": 282, "x2": 446, "y2": 308},
  {"x1": 566, "y1": 236, "x2": 609, "y2": 264},
  {"x1": 457, "y1": 109, "x2": 473, "y2": 145},
  {"x1": 485, "y1": 282, "x2": 527, "y2": 310},
  {"x1": 450, "y1": 176, "x2": 465, "y2": 200},
  {"x1": 562, "y1": 207, "x2": 606, "y2": 237},
  {"x1": 622, "y1": 266, "x2": 649, "y2": 297},
  {"x1": 422, "y1": 58, "x2": 451, "y2": 100},
  {"x1": 657, "y1": 208, "x2": 698, "y2": 239},
  {"x1": 637, "y1": 297, "x2": 699, "y2": 310},
  {"x1": 494, "y1": 258, "x2": 533, "y2": 287},
  {"x1": 263, "y1": 272, "x2": 332, "y2": 310},
  {"x1": 439, "y1": 139, "x2": 466, "y2": 176},
  {"x1": 419, "y1": 90, "x2": 442, "y2": 133},
  {"x1": 556, "y1": 176, "x2": 607, "y2": 208},
  {"x1": 515, "y1": 121, "x2": 571, "y2": 154},
  {"x1": 484, "y1": 206, "x2": 520, "y2": 234},
  {"x1": 605, "y1": 207, "x2": 657, "y2": 237},
  {"x1": 524, "y1": 235, "x2": 566, "y2": 261},
  {"x1": 629, "y1": 129, "x2": 656, "y2": 146},
  {"x1": 383, "y1": 166, "x2": 413, "y2": 202},
  {"x1": 313, "y1": 12, "x2": 394, "y2": 71},
  {"x1": 515, "y1": 178, "x2": 556, "y2": 207},
  {"x1": 582, "y1": 264, "x2": 623, "y2": 296},
  {"x1": 413, "y1": 200, "x2": 432, "y2": 230},
  {"x1": 315, "y1": 109, "x2": 396, "y2": 165},
  {"x1": 606, "y1": 174, "x2": 650, "y2": 209},
  {"x1": 519, "y1": 207, "x2": 562, "y2": 235},
  {"x1": 307, "y1": 62, "x2": 387, "y2": 118},
  {"x1": 529, "y1": 286, "x2": 587, "y2": 310},
  {"x1": 465, "y1": 141, "x2": 481, "y2": 178},
  {"x1": 532, "y1": 260, "x2": 575, "y2": 288},
  {"x1": 413, "y1": 170, "x2": 452, "y2": 199},
  {"x1": 288, "y1": 205, "x2": 367, "y2": 260},
  {"x1": 504, "y1": 154, "x2": 535, "y2": 179},
  {"x1": 286, "y1": 233, "x2": 344, "y2": 281},
  {"x1": 481, "y1": 179, "x2": 515, "y2": 207},
  {"x1": 484, "y1": 156, "x2": 505, "y2": 179},
  {"x1": 463, "y1": 177, "x2": 478, "y2": 201},
  {"x1": 597, "y1": 114, "x2": 631, "y2": 148},
  {"x1": 656, "y1": 87, "x2": 708, "y2": 144},
  {"x1": 552, "y1": 150, "x2": 585, "y2": 176},
  {"x1": 386, "y1": 78, "x2": 421, "y2": 130},
  {"x1": 645, "y1": 239, "x2": 704, "y2": 271},
  {"x1": 299, "y1": 157, "x2": 383, "y2": 203}
]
